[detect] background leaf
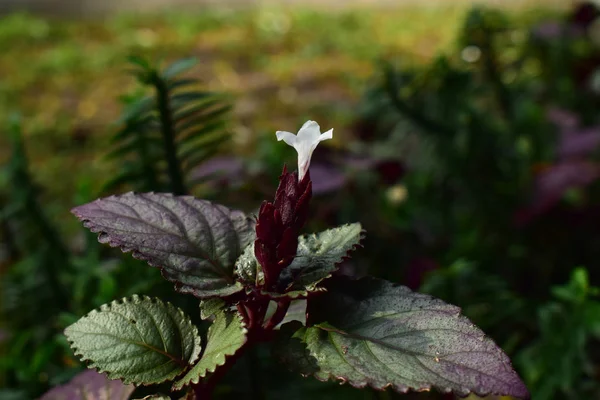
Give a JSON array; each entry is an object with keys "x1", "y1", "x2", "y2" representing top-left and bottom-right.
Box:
[
  {"x1": 173, "y1": 309, "x2": 247, "y2": 390},
  {"x1": 64, "y1": 296, "x2": 202, "y2": 385},
  {"x1": 71, "y1": 192, "x2": 254, "y2": 298},
  {"x1": 291, "y1": 277, "x2": 529, "y2": 398},
  {"x1": 40, "y1": 369, "x2": 135, "y2": 400}
]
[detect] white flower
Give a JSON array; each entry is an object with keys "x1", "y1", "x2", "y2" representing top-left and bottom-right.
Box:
[{"x1": 276, "y1": 120, "x2": 333, "y2": 180}]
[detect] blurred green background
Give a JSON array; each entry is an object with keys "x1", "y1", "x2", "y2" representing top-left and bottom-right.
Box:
[{"x1": 4, "y1": 0, "x2": 600, "y2": 399}]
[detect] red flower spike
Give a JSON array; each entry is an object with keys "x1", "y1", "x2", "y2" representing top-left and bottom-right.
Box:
[{"x1": 254, "y1": 165, "x2": 313, "y2": 288}]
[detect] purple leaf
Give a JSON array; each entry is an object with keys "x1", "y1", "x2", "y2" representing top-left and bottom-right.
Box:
[
  {"x1": 531, "y1": 21, "x2": 563, "y2": 40},
  {"x1": 547, "y1": 107, "x2": 579, "y2": 132},
  {"x1": 519, "y1": 161, "x2": 600, "y2": 223},
  {"x1": 548, "y1": 107, "x2": 600, "y2": 159},
  {"x1": 189, "y1": 156, "x2": 245, "y2": 186},
  {"x1": 308, "y1": 163, "x2": 347, "y2": 195},
  {"x1": 294, "y1": 277, "x2": 529, "y2": 399},
  {"x1": 559, "y1": 127, "x2": 600, "y2": 159},
  {"x1": 530, "y1": 21, "x2": 581, "y2": 40},
  {"x1": 40, "y1": 369, "x2": 134, "y2": 400},
  {"x1": 71, "y1": 192, "x2": 255, "y2": 298}
]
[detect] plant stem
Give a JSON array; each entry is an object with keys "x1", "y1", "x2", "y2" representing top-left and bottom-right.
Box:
[
  {"x1": 153, "y1": 74, "x2": 187, "y2": 195},
  {"x1": 191, "y1": 297, "x2": 291, "y2": 399},
  {"x1": 480, "y1": 27, "x2": 512, "y2": 120},
  {"x1": 246, "y1": 347, "x2": 264, "y2": 400},
  {"x1": 264, "y1": 300, "x2": 290, "y2": 331}
]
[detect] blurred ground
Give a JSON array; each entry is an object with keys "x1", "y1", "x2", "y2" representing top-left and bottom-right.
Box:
[
  {"x1": 0, "y1": 0, "x2": 567, "y2": 16},
  {"x1": 0, "y1": 3, "x2": 565, "y2": 235}
]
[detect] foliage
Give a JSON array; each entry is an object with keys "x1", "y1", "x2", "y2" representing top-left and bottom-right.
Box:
[
  {"x1": 0, "y1": 57, "x2": 231, "y2": 399},
  {"x1": 105, "y1": 57, "x2": 231, "y2": 194},
  {"x1": 346, "y1": 3, "x2": 600, "y2": 399},
  {"x1": 0, "y1": 3, "x2": 590, "y2": 400},
  {"x1": 517, "y1": 268, "x2": 600, "y2": 399},
  {"x1": 62, "y1": 124, "x2": 527, "y2": 398}
]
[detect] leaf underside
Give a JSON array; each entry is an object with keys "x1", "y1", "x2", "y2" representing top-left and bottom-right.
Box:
[
  {"x1": 284, "y1": 277, "x2": 529, "y2": 399},
  {"x1": 71, "y1": 192, "x2": 255, "y2": 298},
  {"x1": 173, "y1": 309, "x2": 247, "y2": 390},
  {"x1": 65, "y1": 296, "x2": 202, "y2": 385}
]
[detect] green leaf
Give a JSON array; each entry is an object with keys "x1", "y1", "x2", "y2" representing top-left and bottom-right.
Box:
[
  {"x1": 176, "y1": 106, "x2": 231, "y2": 136},
  {"x1": 235, "y1": 224, "x2": 363, "y2": 298},
  {"x1": 168, "y1": 78, "x2": 199, "y2": 90},
  {"x1": 173, "y1": 99, "x2": 221, "y2": 123},
  {"x1": 162, "y1": 57, "x2": 198, "y2": 79},
  {"x1": 200, "y1": 298, "x2": 227, "y2": 320},
  {"x1": 173, "y1": 309, "x2": 247, "y2": 390},
  {"x1": 277, "y1": 223, "x2": 364, "y2": 293},
  {"x1": 133, "y1": 395, "x2": 171, "y2": 400},
  {"x1": 234, "y1": 243, "x2": 263, "y2": 286},
  {"x1": 72, "y1": 192, "x2": 254, "y2": 298},
  {"x1": 288, "y1": 277, "x2": 529, "y2": 399},
  {"x1": 65, "y1": 296, "x2": 202, "y2": 385},
  {"x1": 273, "y1": 322, "x2": 319, "y2": 376}
]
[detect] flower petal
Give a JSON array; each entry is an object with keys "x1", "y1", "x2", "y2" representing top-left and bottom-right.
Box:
[
  {"x1": 319, "y1": 128, "x2": 333, "y2": 141},
  {"x1": 276, "y1": 131, "x2": 298, "y2": 147},
  {"x1": 297, "y1": 120, "x2": 321, "y2": 142}
]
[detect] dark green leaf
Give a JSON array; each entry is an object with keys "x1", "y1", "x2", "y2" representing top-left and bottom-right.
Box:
[
  {"x1": 71, "y1": 192, "x2": 254, "y2": 298},
  {"x1": 170, "y1": 92, "x2": 213, "y2": 107},
  {"x1": 127, "y1": 55, "x2": 152, "y2": 70},
  {"x1": 177, "y1": 121, "x2": 227, "y2": 148},
  {"x1": 173, "y1": 309, "x2": 247, "y2": 390},
  {"x1": 168, "y1": 78, "x2": 200, "y2": 90},
  {"x1": 178, "y1": 135, "x2": 229, "y2": 164},
  {"x1": 277, "y1": 223, "x2": 364, "y2": 293},
  {"x1": 162, "y1": 58, "x2": 198, "y2": 79},
  {"x1": 200, "y1": 298, "x2": 227, "y2": 320},
  {"x1": 65, "y1": 296, "x2": 202, "y2": 385},
  {"x1": 175, "y1": 106, "x2": 231, "y2": 135},
  {"x1": 235, "y1": 243, "x2": 262, "y2": 287},
  {"x1": 173, "y1": 99, "x2": 221, "y2": 122}
]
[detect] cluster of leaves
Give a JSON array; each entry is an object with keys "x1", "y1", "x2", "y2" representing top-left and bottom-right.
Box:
[
  {"x1": 517, "y1": 268, "x2": 600, "y2": 400},
  {"x1": 105, "y1": 56, "x2": 231, "y2": 195},
  {"x1": 2, "y1": 4, "x2": 594, "y2": 400},
  {"x1": 340, "y1": 3, "x2": 600, "y2": 399},
  {"x1": 0, "y1": 57, "x2": 233, "y2": 399},
  {"x1": 0, "y1": 116, "x2": 169, "y2": 400},
  {"x1": 59, "y1": 188, "x2": 527, "y2": 399}
]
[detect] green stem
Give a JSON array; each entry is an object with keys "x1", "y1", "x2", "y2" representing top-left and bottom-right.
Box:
[
  {"x1": 134, "y1": 123, "x2": 159, "y2": 191},
  {"x1": 153, "y1": 75, "x2": 187, "y2": 195}
]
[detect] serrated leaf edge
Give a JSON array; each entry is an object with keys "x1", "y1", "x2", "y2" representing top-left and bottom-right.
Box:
[
  {"x1": 65, "y1": 295, "x2": 202, "y2": 386},
  {"x1": 172, "y1": 310, "x2": 248, "y2": 390},
  {"x1": 71, "y1": 192, "x2": 251, "y2": 299},
  {"x1": 282, "y1": 223, "x2": 366, "y2": 293},
  {"x1": 299, "y1": 309, "x2": 529, "y2": 399}
]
